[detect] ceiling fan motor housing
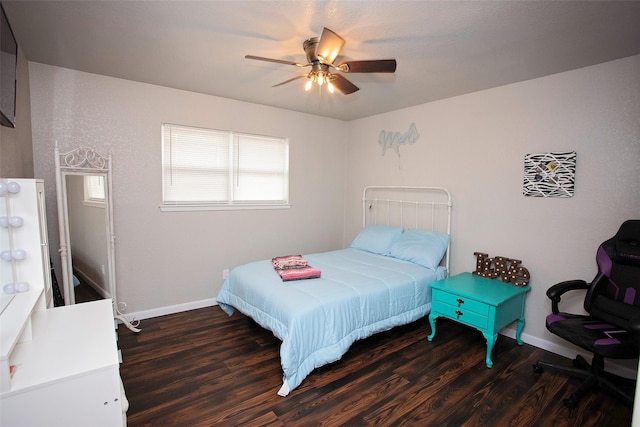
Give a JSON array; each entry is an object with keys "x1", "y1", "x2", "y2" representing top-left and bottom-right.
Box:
[
  {"x1": 304, "y1": 37, "x2": 332, "y2": 82},
  {"x1": 303, "y1": 37, "x2": 320, "y2": 63}
]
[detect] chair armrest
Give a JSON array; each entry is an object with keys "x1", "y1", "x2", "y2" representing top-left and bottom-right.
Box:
[
  {"x1": 546, "y1": 279, "x2": 589, "y2": 299},
  {"x1": 546, "y1": 279, "x2": 589, "y2": 314}
]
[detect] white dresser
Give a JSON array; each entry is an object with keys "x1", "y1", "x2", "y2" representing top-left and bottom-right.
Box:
[
  {"x1": 1, "y1": 179, "x2": 127, "y2": 426},
  {"x1": 1, "y1": 300, "x2": 126, "y2": 427}
]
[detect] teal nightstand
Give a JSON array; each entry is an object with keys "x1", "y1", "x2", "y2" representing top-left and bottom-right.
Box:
[{"x1": 427, "y1": 272, "x2": 531, "y2": 368}]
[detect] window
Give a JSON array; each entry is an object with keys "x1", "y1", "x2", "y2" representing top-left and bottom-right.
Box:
[
  {"x1": 161, "y1": 124, "x2": 289, "y2": 210},
  {"x1": 83, "y1": 175, "x2": 105, "y2": 206}
]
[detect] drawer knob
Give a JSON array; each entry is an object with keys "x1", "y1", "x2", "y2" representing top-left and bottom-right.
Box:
[
  {"x1": 455, "y1": 310, "x2": 463, "y2": 319},
  {"x1": 456, "y1": 298, "x2": 464, "y2": 307}
]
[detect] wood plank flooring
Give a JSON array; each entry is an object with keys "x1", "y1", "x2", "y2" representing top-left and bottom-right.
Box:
[
  {"x1": 74, "y1": 282, "x2": 104, "y2": 303},
  {"x1": 118, "y1": 307, "x2": 634, "y2": 426}
]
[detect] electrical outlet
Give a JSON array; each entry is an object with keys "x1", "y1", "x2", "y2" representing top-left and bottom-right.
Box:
[
  {"x1": 222, "y1": 269, "x2": 229, "y2": 279},
  {"x1": 101, "y1": 264, "x2": 106, "y2": 275}
]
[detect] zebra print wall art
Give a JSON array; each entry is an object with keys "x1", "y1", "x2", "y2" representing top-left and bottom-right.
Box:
[{"x1": 523, "y1": 151, "x2": 576, "y2": 198}]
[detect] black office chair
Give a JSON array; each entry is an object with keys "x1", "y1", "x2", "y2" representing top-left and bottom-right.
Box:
[{"x1": 533, "y1": 220, "x2": 640, "y2": 408}]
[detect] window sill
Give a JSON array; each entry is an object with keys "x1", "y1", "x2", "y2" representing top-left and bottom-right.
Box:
[
  {"x1": 159, "y1": 204, "x2": 291, "y2": 212},
  {"x1": 82, "y1": 201, "x2": 106, "y2": 209}
]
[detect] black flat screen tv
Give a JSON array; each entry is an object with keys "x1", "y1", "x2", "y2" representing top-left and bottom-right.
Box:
[{"x1": 1, "y1": 3, "x2": 17, "y2": 128}]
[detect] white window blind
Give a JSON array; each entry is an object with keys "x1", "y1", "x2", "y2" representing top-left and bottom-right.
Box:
[
  {"x1": 162, "y1": 124, "x2": 289, "y2": 209},
  {"x1": 83, "y1": 175, "x2": 105, "y2": 204}
]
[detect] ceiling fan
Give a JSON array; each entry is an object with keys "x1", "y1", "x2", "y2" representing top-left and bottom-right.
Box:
[{"x1": 245, "y1": 27, "x2": 397, "y2": 95}]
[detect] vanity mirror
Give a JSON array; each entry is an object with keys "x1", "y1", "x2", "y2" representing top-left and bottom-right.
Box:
[{"x1": 54, "y1": 145, "x2": 140, "y2": 332}]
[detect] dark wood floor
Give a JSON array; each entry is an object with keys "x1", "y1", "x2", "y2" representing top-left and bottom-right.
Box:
[
  {"x1": 118, "y1": 307, "x2": 634, "y2": 427},
  {"x1": 74, "y1": 282, "x2": 104, "y2": 303}
]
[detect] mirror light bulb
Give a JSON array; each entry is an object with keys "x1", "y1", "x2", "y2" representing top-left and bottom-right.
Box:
[
  {"x1": 7, "y1": 182, "x2": 21, "y2": 194},
  {"x1": 9, "y1": 216, "x2": 23, "y2": 227}
]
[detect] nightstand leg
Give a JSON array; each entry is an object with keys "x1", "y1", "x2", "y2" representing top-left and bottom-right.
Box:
[
  {"x1": 484, "y1": 333, "x2": 496, "y2": 368},
  {"x1": 516, "y1": 318, "x2": 525, "y2": 345},
  {"x1": 427, "y1": 315, "x2": 436, "y2": 341}
]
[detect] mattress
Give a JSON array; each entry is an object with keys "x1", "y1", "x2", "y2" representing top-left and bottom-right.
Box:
[{"x1": 216, "y1": 247, "x2": 446, "y2": 396}]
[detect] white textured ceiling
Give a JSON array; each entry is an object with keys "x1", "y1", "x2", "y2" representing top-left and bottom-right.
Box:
[{"x1": 4, "y1": 1, "x2": 640, "y2": 121}]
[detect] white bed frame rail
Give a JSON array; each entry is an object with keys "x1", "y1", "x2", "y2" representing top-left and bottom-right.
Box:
[{"x1": 362, "y1": 186, "x2": 452, "y2": 271}]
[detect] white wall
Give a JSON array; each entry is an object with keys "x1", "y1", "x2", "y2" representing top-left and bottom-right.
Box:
[
  {"x1": 29, "y1": 63, "x2": 348, "y2": 315},
  {"x1": 26, "y1": 55, "x2": 640, "y2": 368},
  {"x1": 345, "y1": 55, "x2": 640, "y2": 361}
]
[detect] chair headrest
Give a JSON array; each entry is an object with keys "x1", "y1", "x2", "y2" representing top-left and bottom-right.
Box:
[{"x1": 613, "y1": 220, "x2": 640, "y2": 266}]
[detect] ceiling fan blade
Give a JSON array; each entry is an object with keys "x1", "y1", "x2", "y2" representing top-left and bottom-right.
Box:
[
  {"x1": 245, "y1": 55, "x2": 306, "y2": 67},
  {"x1": 272, "y1": 75, "x2": 307, "y2": 87},
  {"x1": 331, "y1": 74, "x2": 359, "y2": 95},
  {"x1": 316, "y1": 27, "x2": 345, "y2": 64},
  {"x1": 338, "y1": 59, "x2": 397, "y2": 73}
]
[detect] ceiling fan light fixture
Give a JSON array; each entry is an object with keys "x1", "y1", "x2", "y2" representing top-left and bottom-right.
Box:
[
  {"x1": 304, "y1": 71, "x2": 336, "y2": 93},
  {"x1": 246, "y1": 27, "x2": 396, "y2": 97}
]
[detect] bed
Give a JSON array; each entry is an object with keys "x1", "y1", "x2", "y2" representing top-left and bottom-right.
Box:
[{"x1": 216, "y1": 186, "x2": 452, "y2": 396}]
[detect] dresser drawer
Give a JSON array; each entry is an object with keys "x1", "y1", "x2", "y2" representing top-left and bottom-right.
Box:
[
  {"x1": 434, "y1": 290, "x2": 490, "y2": 316},
  {"x1": 436, "y1": 303, "x2": 488, "y2": 330}
]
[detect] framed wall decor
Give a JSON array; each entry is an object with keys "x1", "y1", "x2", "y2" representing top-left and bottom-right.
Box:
[{"x1": 523, "y1": 151, "x2": 576, "y2": 198}]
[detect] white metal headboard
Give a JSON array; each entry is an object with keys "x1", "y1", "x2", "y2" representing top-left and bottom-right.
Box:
[{"x1": 362, "y1": 186, "x2": 452, "y2": 271}]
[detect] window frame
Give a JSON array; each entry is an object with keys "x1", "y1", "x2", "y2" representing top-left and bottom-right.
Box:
[
  {"x1": 160, "y1": 123, "x2": 290, "y2": 212},
  {"x1": 82, "y1": 175, "x2": 106, "y2": 208}
]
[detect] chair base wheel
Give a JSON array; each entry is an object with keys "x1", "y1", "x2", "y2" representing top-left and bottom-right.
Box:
[{"x1": 532, "y1": 363, "x2": 543, "y2": 373}]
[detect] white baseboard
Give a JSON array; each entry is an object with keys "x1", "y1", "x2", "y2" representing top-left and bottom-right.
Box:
[{"x1": 121, "y1": 298, "x2": 218, "y2": 323}]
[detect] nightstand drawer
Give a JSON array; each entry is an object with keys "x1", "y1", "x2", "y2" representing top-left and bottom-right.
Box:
[
  {"x1": 434, "y1": 291, "x2": 490, "y2": 316},
  {"x1": 436, "y1": 304, "x2": 488, "y2": 329}
]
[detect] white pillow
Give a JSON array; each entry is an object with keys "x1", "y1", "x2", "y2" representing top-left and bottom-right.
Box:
[
  {"x1": 350, "y1": 225, "x2": 404, "y2": 255},
  {"x1": 388, "y1": 229, "x2": 450, "y2": 269}
]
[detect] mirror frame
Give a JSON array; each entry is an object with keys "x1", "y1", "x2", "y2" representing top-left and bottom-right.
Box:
[
  {"x1": 54, "y1": 145, "x2": 115, "y2": 306},
  {"x1": 54, "y1": 145, "x2": 140, "y2": 332}
]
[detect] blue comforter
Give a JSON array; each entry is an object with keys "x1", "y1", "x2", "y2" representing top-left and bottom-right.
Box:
[{"x1": 216, "y1": 248, "x2": 446, "y2": 396}]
